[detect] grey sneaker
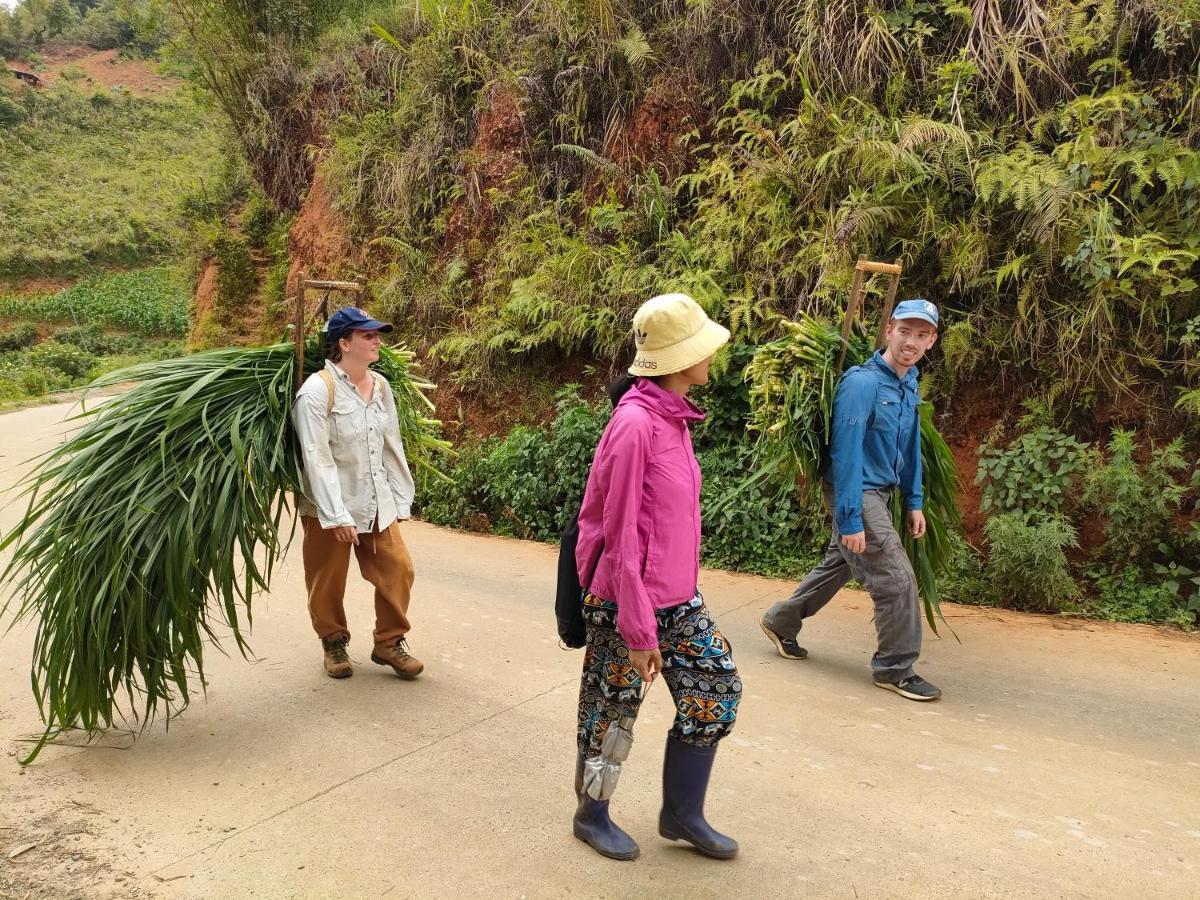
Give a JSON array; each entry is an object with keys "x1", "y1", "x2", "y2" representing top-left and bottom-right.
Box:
[
  {"x1": 759, "y1": 618, "x2": 808, "y2": 660},
  {"x1": 875, "y1": 675, "x2": 941, "y2": 701}
]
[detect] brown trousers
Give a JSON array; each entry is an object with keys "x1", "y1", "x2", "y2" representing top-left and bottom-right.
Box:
[{"x1": 301, "y1": 516, "x2": 414, "y2": 650}]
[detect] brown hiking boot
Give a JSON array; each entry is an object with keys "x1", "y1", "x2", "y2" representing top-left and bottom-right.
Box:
[
  {"x1": 322, "y1": 636, "x2": 353, "y2": 679},
  {"x1": 371, "y1": 637, "x2": 424, "y2": 679}
]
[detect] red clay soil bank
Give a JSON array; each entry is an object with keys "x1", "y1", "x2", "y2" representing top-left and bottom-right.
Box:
[
  {"x1": 188, "y1": 259, "x2": 219, "y2": 345},
  {"x1": 610, "y1": 75, "x2": 707, "y2": 180},
  {"x1": 285, "y1": 172, "x2": 359, "y2": 296},
  {"x1": 441, "y1": 86, "x2": 529, "y2": 257}
]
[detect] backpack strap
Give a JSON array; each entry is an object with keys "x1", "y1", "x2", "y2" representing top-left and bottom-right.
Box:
[
  {"x1": 317, "y1": 368, "x2": 382, "y2": 415},
  {"x1": 317, "y1": 369, "x2": 335, "y2": 415}
]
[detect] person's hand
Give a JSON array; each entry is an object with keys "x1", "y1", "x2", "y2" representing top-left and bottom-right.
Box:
[
  {"x1": 908, "y1": 510, "x2": 927, "y2": 539},
  {"x1": 841, "y1": 531, "x2": 867, "y2": 554},
  {"x1": 332, "y1": 525, "x2": 359, "y2": 545},
  {"x1": 628, "y1": 648, "x2": 663, "y2": 684}
]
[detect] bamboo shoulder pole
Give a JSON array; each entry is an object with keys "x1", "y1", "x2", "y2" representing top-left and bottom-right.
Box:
[
  {"x1": 837, "y1": 258, "x2": 869, "y2": 374},
  {"x1": 294, "y1": 273, "x2": 307, "y2": 393},
  {"x1": 875, "y1": 259, "x2": 904, "y2": 349}
]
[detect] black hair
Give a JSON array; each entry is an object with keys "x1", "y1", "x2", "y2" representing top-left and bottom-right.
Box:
[
  {"x1": 325, "y1": 333, "x2": 344, "y2": 363},
  {"x1": 608, "y1": 373, "x2": 661, "y2": 408}
]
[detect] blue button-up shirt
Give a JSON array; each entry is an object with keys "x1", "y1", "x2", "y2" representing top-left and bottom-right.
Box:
[{"x1": 825, "y1": 351, "x2": 923, "y2": 535}]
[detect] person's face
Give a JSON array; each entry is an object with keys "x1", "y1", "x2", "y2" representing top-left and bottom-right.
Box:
[
  {"x1": 339, "y1": 328, "x2": 383, "y2": 364},
  {"x1": 678, "y1": 354, "x2": 714, "y2": 386},
  {"x1": 885, "y1": 318, "x2": 938, "y2": 368}
]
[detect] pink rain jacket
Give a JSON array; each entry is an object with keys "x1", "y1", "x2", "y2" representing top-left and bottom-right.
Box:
[{"x1": 575, "y1": 378, "x2": 705, "y2": 650}]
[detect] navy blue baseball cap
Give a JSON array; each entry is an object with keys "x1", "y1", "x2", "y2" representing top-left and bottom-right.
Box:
[
  {"x1": 892, "y1": 298, "x2": 939, "y2": 328},
  {"x1": 325, "y1": 306, "x2": 393, "y2": 344}
]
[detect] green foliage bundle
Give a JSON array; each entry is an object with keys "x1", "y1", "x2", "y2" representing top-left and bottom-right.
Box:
[
  {"x1": 983, "y1": 513, "x2": 1079, "y2": 614},
  {"x1": 0, "y1": 339, "x2": 446, "y2": 761}
]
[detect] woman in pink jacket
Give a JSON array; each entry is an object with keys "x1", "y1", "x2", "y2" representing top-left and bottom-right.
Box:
[{"x1": 572, "y1": 293, "x2": 742, "y2": 862}]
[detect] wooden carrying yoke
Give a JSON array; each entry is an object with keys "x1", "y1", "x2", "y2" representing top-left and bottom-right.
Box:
[
  {"x1": 293, "y1": 273, "x2": 368, "y2": 391},
  {"x1": 836, "y1": 256, "x2": 904, "y2": 374}
]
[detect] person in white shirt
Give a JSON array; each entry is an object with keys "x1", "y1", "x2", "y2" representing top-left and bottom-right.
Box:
[{"x1": 291, "y1": 306, "x2": 423, "y2": 680}]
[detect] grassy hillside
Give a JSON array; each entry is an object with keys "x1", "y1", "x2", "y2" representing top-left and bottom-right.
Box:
[{"x1": 0, "y1": 74, "x2": 229, "y2": 278}]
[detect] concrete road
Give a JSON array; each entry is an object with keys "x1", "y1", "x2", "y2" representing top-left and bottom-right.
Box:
[{"x1": 1, "y1": 400, "x2": 1198, "y2": 899}]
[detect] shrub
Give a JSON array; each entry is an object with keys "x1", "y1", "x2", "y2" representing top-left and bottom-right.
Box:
[
  {"x1": 416, "y1": 438, "x2": 507, "y2": 531},
  {"x1": 54, "y1": 323, "x2": 140, "y2": 356},
  {"x1": 417, "y1": 388, "x2": 608, "y2": 540},
  {"x1": 0, "y1": 322, "x2": 40, "y2": 352},
  {"x1": 498, "y1": 392, "x2": 608, "y2": 540},
  {"x1": 937, "y1": 532, "x2": 991, "y2": 607},
  {"x1": 1081, "y1": 430, "x2": 1191, "y2": 568},
  {"x1": 26, "y1": 341, "x2": 97, "y2": 380},
  {"x1": 0, "y1": 371, "x2": 25, "y2": 404},
  {"x1": 18, "y1": 367, "x2": 51, "y2": 397},
  {"x1": 976, "y1": 426, "x2": 1091, "y2": 517},
  {"x1": 983, "y1": 513, "x2": 1078, "y2": 613},
  {"x1": 239, "y1": 195, "x2": 277, "y2": 250},
  {"x1": 699, "y1": 442, "x2": 823, "y2": 578},
  {"x1": 1088, "y1": 566, "x2": 1195, "y2": 628}
]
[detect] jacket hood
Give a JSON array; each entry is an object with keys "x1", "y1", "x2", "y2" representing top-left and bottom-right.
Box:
[{"x1": 618, "y1": 377, "x2": 706, "y2": 423}]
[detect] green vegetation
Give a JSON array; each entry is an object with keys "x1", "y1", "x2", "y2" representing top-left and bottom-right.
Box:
[
  {"x1": 0, "y1": 0, "x2": 173, "y2": 57},
  {"x1": 977, "y1": 425, "x2": 1092, "y2": 516},
  {"x1": 0, "y1": 266, "x2": 191, "y2": 334},
  {"x1": 2, "y1": 1, "x2": 1195, "y2": 628},
  {"x1": 0, "y1": 268, "x2": 188, "y2": 404},
  {"x1": 0, "y1": 80, "x2": 228, "y2": 277},
  {"x1": 982, "y1": 513, "x2": 1079, "y2": 614},
  {"x1": 164, "y1": 0, "x2": 1200, "y2": 626},
  {"x1": 417, "y1": 383, "x2": 824, "y2": 580}
]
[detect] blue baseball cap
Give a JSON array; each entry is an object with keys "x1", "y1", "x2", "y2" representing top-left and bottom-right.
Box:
[
  {"x1": 325, "y1": 306, "x2": 393, "y2": 344},
  {"x1": 892, "y1": 298, "x2": 939, "y2": 328}
]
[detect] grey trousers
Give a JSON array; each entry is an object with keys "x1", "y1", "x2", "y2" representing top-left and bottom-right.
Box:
[{"x1": 763, "y1": 485, "x2": 921, "y2": 684}]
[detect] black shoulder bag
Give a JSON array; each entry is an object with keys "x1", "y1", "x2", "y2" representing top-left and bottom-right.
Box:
[{"x1": 555, "y1": 509, "x2": 602, "y2": 649}]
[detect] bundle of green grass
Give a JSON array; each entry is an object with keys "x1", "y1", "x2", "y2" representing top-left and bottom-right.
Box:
[
  {"x1": 744, "y1": 315, "x2": 961, "y2": 632},
  {"x1": 0, "y1": 340, "x2": 448, "y2": 762}
]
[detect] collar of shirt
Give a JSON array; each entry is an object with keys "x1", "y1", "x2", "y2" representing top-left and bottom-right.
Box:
[{"x1": 326, "y1": 360, "x2": 380, "y2": 405}]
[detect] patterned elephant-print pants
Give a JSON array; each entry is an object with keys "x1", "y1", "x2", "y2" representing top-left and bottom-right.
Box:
[{"x1": 576, "y1": 593, "x2": 742, "y2": 756}]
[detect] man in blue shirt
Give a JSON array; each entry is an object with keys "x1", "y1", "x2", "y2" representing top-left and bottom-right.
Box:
[{"x1": 759, "y1": 299, "x2": 942, "y2": 701}]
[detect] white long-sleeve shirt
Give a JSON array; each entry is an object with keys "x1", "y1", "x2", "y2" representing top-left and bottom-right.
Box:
[{"x1": 291, "y1": 360, "x2": 416, "y2": 533}]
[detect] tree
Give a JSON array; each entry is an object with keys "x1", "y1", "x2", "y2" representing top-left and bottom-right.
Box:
[{"x1": 46, "y1": 0, "x2": 80, "y2": 37}]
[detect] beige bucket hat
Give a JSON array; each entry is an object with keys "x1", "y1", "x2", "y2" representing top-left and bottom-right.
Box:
[{"x1": 628, "y1": 293, "x2": 731, "y2": 377}]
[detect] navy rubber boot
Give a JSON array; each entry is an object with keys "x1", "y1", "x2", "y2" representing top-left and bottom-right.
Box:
[
  {"x1": 658, "y1": 735, "x2": 738, "y2": 859},
  {"x1": 573, "y1": 753, "x2": 639, "y2": 861}
]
